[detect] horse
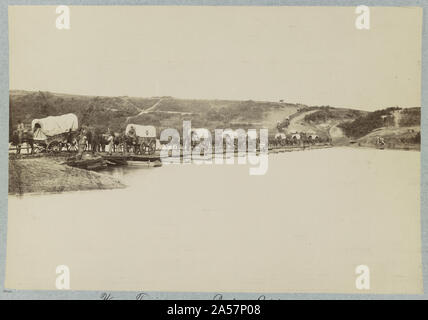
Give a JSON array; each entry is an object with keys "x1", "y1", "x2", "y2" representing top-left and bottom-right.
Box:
[
  {"x1": 123, "y1": 134, "x2": 138, "y2": 153},
  {"x1": 86, "y1": 128, "x2": 109, "y2": 153},
  {"x1": 111, "y1": 133, "x2": 136, "y2": 154},
  {"x1": 113, "y1": 133, "x2": 123, "y2": 153},
  {"x1": 100, "y1": 134, "x2": 111, "y2": 153}
]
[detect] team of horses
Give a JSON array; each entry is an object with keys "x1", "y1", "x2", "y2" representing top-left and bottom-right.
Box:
[
  {"x1": 79, "y1": 130, "x2": 142, "y2": 154},
  {"x1": 9, "y1": 128, "x2": 137, "y2": 155}
]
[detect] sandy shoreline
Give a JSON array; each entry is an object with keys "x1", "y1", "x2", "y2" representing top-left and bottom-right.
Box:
[{"x1": 8, "y1": 156, "x2": 125, "y2": 195}]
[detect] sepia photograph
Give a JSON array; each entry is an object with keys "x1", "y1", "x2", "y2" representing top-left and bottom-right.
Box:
[{"x1": 1, "y1": 3, "x2": 425, "y2": 299}]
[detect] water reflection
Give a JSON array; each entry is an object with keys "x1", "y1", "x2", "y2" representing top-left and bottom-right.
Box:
[{"x1": 6, "y1": 148, "x2": 422, "y2": 293}]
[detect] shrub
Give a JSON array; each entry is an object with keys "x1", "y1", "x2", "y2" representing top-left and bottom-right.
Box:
[{"x1": 339, "y1": 107, "x2": 400, "y2": 139}]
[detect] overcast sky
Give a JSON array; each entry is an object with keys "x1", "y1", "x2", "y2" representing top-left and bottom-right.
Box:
[{"x1": 9, "y1": 6, "x2": 422, "y2": 111}]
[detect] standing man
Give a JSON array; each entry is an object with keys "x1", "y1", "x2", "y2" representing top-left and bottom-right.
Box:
[
  {"x1": 16, "y1": 120, "x2": 25, "y2": 154},
  {"x1": 107, "y1": 128, "x2": 114, "y2": 155},
  {"x1": 77, "y1": 128, "x2": 87, "y2": 159},
  {"x1": 66, "y1": 129, "x2": 73, "y2": 152}
]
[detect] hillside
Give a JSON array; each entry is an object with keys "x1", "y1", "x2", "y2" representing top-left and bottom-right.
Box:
[
  {"x1": 9, "y1": 90, "x2": 307, "y2": 135},
  {"x1": 337, "y1": 107, "x2": 421, "y2": 149},
  {"x1": 289, "y1": 106, "x2": 368, "y2": 144},
  {"x1": 9, "y1": 90, "x2": 158, "y2": 135}
]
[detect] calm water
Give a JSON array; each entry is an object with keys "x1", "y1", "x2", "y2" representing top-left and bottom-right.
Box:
[{"x1": 6, "y1": 147, "x2": 422, "y2": 293}]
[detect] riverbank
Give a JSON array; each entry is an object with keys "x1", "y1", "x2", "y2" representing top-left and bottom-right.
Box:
[
  {"x1": 9, "y1": 156, "x2": 125, "y2": 195},
  {"x1": 352, "y1": 126, "x2": 420, "y2": 151},
  {"x1": 351, "y1": 142, "x2": 420, "y2": 151}
]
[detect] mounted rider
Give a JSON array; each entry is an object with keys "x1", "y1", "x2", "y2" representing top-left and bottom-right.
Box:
[
  {"x1": 376, "y1": 136, "x2": 385, "y2": 147},
  {"x1": 127, "y1": 125, "x2": 137, "y2": 146}
]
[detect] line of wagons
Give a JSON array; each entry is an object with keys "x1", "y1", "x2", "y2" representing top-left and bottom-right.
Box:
[
  {"x1": 271, "y1": 132, "x2": 322, "y2": 147},
  {"x1": 10, "y1": 113, "x2": 325, "y2": 155},
  {"x1": 9, "y1": 113, "x2": 160, "y2": 155}
]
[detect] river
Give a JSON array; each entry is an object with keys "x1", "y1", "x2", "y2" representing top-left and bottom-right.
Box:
[{"x1": 5, "y1": 147, "x2": 422, "y2": 294}]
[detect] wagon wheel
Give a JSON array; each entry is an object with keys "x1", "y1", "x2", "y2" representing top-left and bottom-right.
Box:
[
  {"x1": 33, "y1": 142, "x2": 47, "y2": 153},
  {"x1": 67, "y1": 139, "x2": 78, "y2": 152},
  {"x1": 72, "y1": 139, "x2": 78, "y2": 152},
  {"x1": 139, "y1": 142, "x2": 148, "y2": 155},
  {"x1": 148, "y1": 140, "x2": 156, "y2": 155},
  {"x1": 47, "y1": 141, "x2": 61, "y2": 153}
]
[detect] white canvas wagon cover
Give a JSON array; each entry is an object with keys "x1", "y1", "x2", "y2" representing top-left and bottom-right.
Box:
[
  {"x1": 31, "y1": 113, "x2": 78, "y2": 138},
  {"x1": 126, "y1": 124, "x2": 156, "y2": 138}
]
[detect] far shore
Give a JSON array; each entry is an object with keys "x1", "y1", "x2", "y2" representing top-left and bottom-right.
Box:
[{"x1": 350, "y1": 142, "x2": 420, "y2": 152}]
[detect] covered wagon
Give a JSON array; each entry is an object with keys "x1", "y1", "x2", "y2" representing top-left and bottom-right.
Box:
[
  {"x1": 31, "y1": 113, "x2": 79, "y2": 152},
  {"x1": 290, "y1": 133, "x2": 301, "y2": 145},
  {"x1": 307, "y1": 134, "x2": 319, "y2": 144},
  {"x1": 274, "y1": 133, "x2": 287, "y2": 146},
  {"x1": 190, "y1": 128, "x2": 212, "y2": 149},
  {"x1": 126, "y1": 124, "x2": 157, "y2": 154}
]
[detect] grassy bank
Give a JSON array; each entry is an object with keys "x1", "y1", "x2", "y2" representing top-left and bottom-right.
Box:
[
  {"x1": 9, "y1": 156, "x2": 125, "y2": 195},
  {"x1": 353, "y1": 126, "x2": 420, "y2": 151}
]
